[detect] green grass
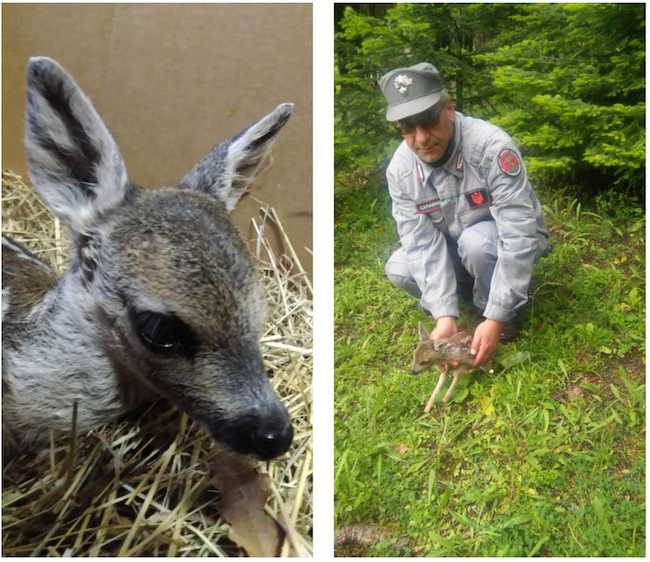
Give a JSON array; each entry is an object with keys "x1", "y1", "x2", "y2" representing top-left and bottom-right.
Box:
[{"x1": 334, "y1": 172, "x2": 645, "y2": 557}]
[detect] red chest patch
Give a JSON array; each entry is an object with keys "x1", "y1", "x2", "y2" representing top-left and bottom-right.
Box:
[{"x1": 464, "y1": 188, "x2": 491, "y2": 209}]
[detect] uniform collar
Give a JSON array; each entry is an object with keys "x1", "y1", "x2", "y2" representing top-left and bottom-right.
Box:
[{"x1": 441, "y1": 113, "x2": 464, "y2": 178}]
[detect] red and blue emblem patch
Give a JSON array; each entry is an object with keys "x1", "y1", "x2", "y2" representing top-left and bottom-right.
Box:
[{"x1": 498, "y1": 148, "x2": 522, "y2": 177}]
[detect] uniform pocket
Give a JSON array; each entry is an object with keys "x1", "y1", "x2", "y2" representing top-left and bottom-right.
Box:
[{"x1": 458, "y1": 187, "x2": 492, "y2": 227}]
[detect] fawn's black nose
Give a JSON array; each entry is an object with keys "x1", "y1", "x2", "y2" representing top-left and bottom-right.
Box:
[
  {"x1": 216, "y1": 406, "x2": 293, "y2": 460},
  {"x1": 231, "y1": 416, "x2": 293, "y2": 460}
]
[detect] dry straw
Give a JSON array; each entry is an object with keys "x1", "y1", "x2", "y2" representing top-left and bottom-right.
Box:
[{"x1": 2, "y1": 170, "x2": 313, "y2": 557}]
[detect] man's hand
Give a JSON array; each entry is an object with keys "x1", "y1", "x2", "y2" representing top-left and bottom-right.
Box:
[
  {"x1": 471, "y1": 318, "x2": 503, "y2": 368},
  {"x1": 431, "y1": 316, "x2": 458, "y2": 340},
  {"x1": 431, "y1": 316, "x2": 458, "y2": 372}
]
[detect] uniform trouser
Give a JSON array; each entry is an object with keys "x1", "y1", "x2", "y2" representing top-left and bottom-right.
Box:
[{"x1": 385, "y1": 220, "x2": 544, "y2": 314}]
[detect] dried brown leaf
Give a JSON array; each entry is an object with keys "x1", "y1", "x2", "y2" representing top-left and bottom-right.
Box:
[{"x1": 211, "y1": 455, "x2": 285, "y2": 557}]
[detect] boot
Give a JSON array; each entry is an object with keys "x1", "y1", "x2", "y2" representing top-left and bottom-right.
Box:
[{"x1": 499, "y1": 316, "x2": 520, "y2": 343}]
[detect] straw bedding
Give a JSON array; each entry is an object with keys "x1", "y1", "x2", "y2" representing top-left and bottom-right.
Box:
[{"x1": 1, "y1": 170, "x2": 313, "y2": 557}]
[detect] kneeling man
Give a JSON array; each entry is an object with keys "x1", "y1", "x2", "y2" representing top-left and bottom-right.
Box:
[{"x1": 380, "y1": 63, "x2": 550, "y2": 368}]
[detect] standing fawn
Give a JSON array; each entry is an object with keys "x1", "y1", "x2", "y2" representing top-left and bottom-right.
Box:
[
  {"x1": 410, "y1": 323, "x2": 486, "y2": 412},
  {"x1": 2, "y1": 57, "x2": 294, "y2": 460}
]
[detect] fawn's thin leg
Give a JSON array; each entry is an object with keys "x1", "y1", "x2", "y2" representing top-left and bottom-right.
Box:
[
  {"x1": 442, "y1": 366, "x2": 467, "y2": 403},
  {"x1": 424, "y1": 371, "x2": 448, "y2": 413}
]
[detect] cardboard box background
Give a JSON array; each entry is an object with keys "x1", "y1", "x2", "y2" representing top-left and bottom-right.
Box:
[{"x1": 2, "y1": 3, "x2": 313, "y2": 276}]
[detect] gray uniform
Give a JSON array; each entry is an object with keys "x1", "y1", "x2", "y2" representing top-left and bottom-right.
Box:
[{"x1": 385, "y1": 112, "x2": 550, "y2": 322}]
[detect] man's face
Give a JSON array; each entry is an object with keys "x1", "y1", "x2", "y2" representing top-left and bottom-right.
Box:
[{"x1": 397, "y1": 99, "x2": 455, "y2": 163}]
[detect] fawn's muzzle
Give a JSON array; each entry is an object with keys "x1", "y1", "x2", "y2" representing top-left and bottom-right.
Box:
[{"x1": 211, "y1": 404, "x2": 293, "y2": 460}]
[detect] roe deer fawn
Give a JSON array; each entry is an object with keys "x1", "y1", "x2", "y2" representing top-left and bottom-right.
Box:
[
  {"x1": 410, "y1": 322, "x2": 484, "y2": 411},
  {"x1": 2, "y1": 57, "x2": 294, "y2": 460}
]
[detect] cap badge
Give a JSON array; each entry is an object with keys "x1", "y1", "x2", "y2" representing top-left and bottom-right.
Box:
[{"x1": 394, "y1": 74, "x2": 413, "y2": 96}]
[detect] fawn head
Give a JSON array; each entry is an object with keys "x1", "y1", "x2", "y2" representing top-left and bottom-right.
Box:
[
  {"x1": 410, "y1": 321, "x2": 462, "y2": 375},
  {"x1": 409, "y1": 322, "x2": 443, "y2": 374},
  {"x1": 24, "y1": 57, "x2": 294, "y2": 460}
]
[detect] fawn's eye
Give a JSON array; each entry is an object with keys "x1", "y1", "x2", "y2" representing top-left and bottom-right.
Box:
[
  {"x1": 133, "y1": 310, "x2": 196, "y2": 357},
  {"x1": 420, "y1": 359, "x2": 432, "y2": 366}
]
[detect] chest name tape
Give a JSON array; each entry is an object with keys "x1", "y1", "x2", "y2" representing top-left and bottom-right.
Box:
[
  {"x1": 415, "y1": 198, "x2": 441, "y2": 214},
  {"x1": 415, "y1": 186, "x2": 492, "y2": 215}
]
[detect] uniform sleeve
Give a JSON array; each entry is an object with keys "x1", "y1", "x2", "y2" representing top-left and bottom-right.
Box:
[
  {"x1": 386, "y1": 165, "x2": 459, "y2": 319},
  {"x1": 481, "y1": 141, "x2": 539, "y2": 322}
]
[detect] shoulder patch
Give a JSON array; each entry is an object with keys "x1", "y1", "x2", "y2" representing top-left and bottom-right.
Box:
[{"x1": 498, "y1": 148, "x2": 522, "y2": 177}]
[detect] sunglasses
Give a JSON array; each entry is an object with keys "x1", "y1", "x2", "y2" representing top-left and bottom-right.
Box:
[{"x1": 396, "y1": 106, "x2": 443, "y2": 135}]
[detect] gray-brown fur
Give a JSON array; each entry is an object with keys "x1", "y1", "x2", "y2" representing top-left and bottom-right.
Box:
[
  {"x1": 410, "y1": 324, "x2": 475, "y2": 375},
  {"x1": 334, "y1": 524, "x2": 416, "y2": 555},
  {"x1": 2, "y1": 237, "x2": 60, "y2": 326},
  {"x1": 2, "y1": 57, "x2": 294, "y2": 461},
  {"x1": 334, "y1": 524, "x2": 387, "y2": 547},
  {"x1": 411, "y1": 323, "x2": 478, "y2": 410}
]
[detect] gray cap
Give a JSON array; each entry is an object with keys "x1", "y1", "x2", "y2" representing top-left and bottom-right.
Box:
[{"x1": 379, "y1": 62, "x2": 444, "y2": 121}]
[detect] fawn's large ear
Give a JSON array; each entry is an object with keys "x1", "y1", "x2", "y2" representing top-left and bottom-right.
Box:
[
  {"x1": 418, "y1": 322, "x2": 431, "y2": 342},
  {"x1": 177, "y1": 103, "x2": 293, "y2": 212},
  {"x1": 25, "y1": 57, "x2": 128, "y2": 235}
]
